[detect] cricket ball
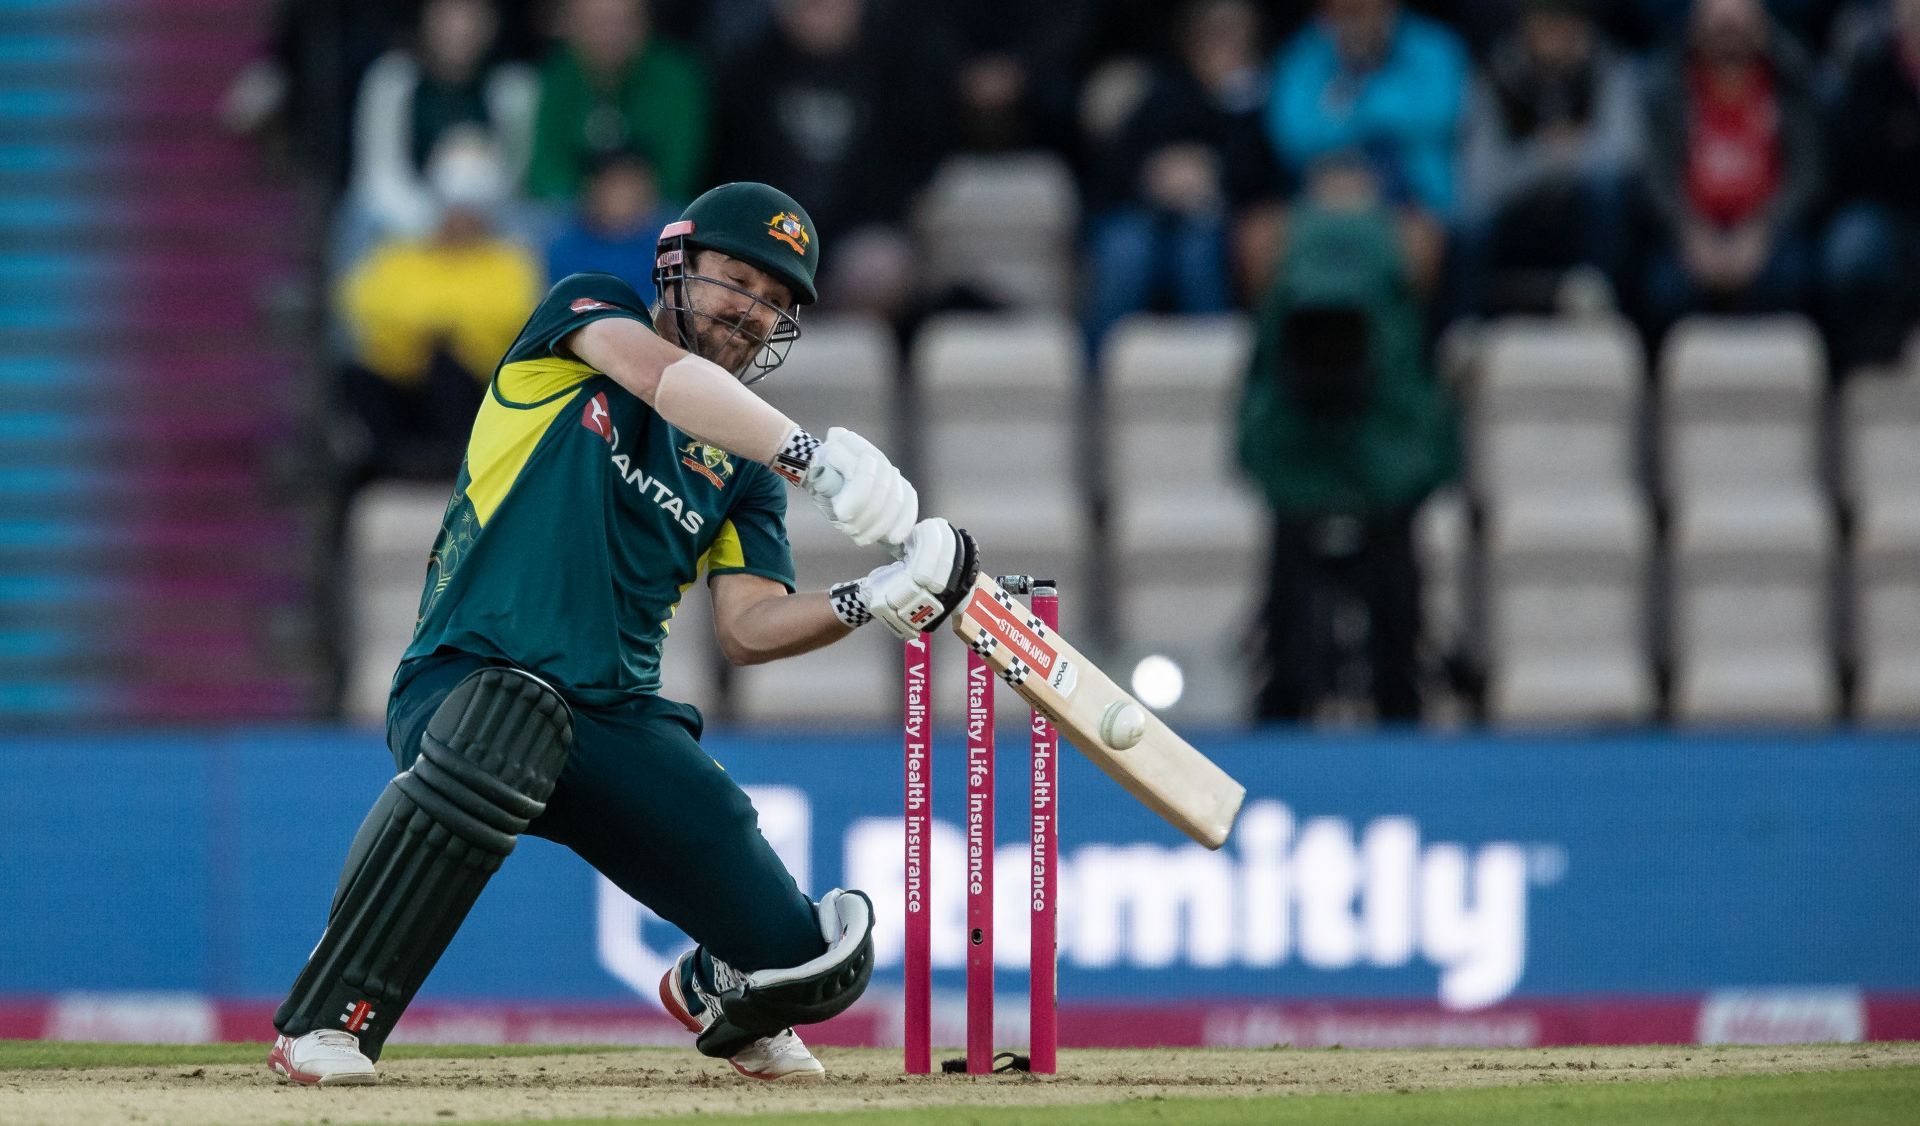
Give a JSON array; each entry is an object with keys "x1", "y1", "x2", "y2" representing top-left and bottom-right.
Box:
[{"x1": 1100, "y1": 700, "x2": 1148, "y2": 750}]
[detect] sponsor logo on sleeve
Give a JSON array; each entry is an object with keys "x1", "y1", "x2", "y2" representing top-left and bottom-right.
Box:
[
  {"x1": 580, "y1": 391, "x2": 613, "y2": 443},
  {"x1": 571, "y1": 297, "x2": 617, "y2": 313}
]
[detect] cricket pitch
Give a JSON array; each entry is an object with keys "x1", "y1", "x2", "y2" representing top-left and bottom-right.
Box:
[{"x1": 2, "y1": 1041, "x2": 1916, "y2": 1124}]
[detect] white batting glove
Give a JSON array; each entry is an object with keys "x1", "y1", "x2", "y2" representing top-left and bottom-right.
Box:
[
  {"x1": 801, "y1": 427, "x2": 918, "y2": 550},
  {"x1": 829, "y1": 519, "x2": 979, "y2": 639}
]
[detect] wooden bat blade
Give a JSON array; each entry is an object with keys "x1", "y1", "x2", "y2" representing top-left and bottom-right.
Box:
[{"x1": 951, "y1": 575, "x2": 1246, "y2": 849}]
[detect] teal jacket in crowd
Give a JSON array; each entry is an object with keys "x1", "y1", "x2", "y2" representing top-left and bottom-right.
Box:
[{"x1": 1235, "y1": 204, "x2": 1459, "y2": 519}]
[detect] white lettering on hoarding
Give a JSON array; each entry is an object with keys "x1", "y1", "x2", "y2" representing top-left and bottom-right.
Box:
[
  {"x1": 592, "y1": 794, "x2": 1561, "y2": 1012},
  {"x1": 840, "y1": 799, "x2": 1561, "y2": 1010}
]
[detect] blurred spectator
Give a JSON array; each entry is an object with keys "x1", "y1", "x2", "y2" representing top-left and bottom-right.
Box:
[
  {"x1": 337, "y1": 134, "x2": 543, "y2": 483},
  {"x1": 711, "y1": 0, "x2": 939, "y2": 318},
  {"x1": 222, "y1": 0, "x2": 408, "y2": 189},
  {"x1": 349, "y1": 0, "x2": 536, "y2": 238},
  {"x1": 1455, "y1": 0, "x2": 1642, "y2": 316},
  {"x1": 1265, "y1": 0, "x2": 1471, "y2": 219},
  {"x1": 1082, "y1": 0, "x2": 1287, "y2": 348},
  {"x1": 1820, "y1": 0, "x2": 1920, "y2": 373},
  {"x1": 1638, "y1": 0, "x2": 1822, "y2": 341},
  {"x1": 1613, "y1": 0, "x2": 1847, "y2": 51},
  {"x1": 545, "y1": 150, "x2": 675, "y2": 302},
  {"x1": 1236, "y1": 163, "x2": 1459, "y2": 724},
  {"x1": 527, "y1": 0, "x2": 707, "y2": 204},
  {"x1": 923, "y1": 0, "x2": 1093, "y2": 155}
]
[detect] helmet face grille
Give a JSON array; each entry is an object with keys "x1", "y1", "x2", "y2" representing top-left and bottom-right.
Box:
[{"x1": 654, "y1": 233, "x2": 803, "y2": 385}]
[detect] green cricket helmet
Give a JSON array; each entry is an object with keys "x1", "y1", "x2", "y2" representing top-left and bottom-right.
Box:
[{"x1": 654, "y1": 182, "x2": 819, "y2": 384}]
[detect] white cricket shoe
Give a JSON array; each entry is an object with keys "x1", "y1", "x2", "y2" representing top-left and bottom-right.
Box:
[
  {"x1": 659, "y1": 951, "x2": 827, "y2": 1081},
  {"x1": 267, "y1": 1029, "x2": 379, "y2": 1086}
]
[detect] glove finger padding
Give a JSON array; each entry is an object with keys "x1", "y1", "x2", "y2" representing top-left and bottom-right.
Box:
[
  {"x1": 694, "y1": 889, "x2": 876, "y2": 1060},
  {"x1": 912, "y1": 521, "x2": 977, "y2": 631}
]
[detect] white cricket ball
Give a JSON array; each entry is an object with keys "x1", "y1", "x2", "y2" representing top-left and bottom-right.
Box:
[{"x1": 1100, "y1": 701, "x2": 1148, "y2": 750}]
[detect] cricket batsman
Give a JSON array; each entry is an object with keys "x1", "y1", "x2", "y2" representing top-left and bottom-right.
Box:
[{"x1": 267, "y1": 182, "x2": 979, "y2": 1085}]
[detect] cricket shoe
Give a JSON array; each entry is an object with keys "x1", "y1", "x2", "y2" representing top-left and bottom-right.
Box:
[
  {"x1": 267, "y1": 1029, "x2": 378, "y2": 1086},
  {"x1": 659, "y1": 950, "x2": 827, "y2": 1081}
]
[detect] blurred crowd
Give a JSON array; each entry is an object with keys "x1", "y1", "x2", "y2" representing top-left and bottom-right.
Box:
[
  {"x1": 229, "y1": 0, "x2": 1920, "y2": 723},
  {"x1": 233, "y1": 0, "x2": 1920, "y2": 433}
]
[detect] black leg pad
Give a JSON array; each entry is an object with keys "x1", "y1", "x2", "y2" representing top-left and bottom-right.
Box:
[{"x1": 273, "y1": 668, "x2": 571, "y2": 1059}]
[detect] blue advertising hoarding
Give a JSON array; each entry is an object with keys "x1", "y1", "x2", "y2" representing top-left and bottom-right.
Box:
[{"x1": 2, "y1": 726, "x2": 1916, "y2": 1043}]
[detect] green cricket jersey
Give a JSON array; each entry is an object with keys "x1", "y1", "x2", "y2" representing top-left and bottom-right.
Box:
[{"x1": 395, "y1": 272, "x2": 797, "y2": 706}]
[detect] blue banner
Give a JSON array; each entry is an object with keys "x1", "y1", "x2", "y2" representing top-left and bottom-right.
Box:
[{"x1": 3, "y1": 727, "x2": 1916, "y2": 1011}]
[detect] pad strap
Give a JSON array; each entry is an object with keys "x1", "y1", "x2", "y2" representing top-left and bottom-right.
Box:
[{"x1": 694, "y1": 888, "x2": 876, "y2": 1058}]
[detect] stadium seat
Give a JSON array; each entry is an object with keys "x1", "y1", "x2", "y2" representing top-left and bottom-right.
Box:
[
  {"x1": 1101, "y1": 315, "x2": 1263, "y2": 717},
  {"x1": 1415, "y1": 488, "x2": 1473, "y2": 715},
  {"x1": 1470, "y1": 318, "x2": 1653, "y2": 723},
  {"x1": 1844, "y1": 373, "x2": 1920, "y2": 721},
  {"x1": 1114, "y1": 576, "x2": 1256, "y2": 725},
  {"x1": 655, "y1": 579, "x2": 721, "y2": 716},
  {"x1": 1660, "y1": 316, "x2": 1837, "y2": 723},
  {"x1": 343, "y1": 482, "x2": 449, "y2": 722},
  {"x1": 915, "y1": 153, "x2": 1079, "y2": 311},
  {"x1": 1672, "y1": 582, "x2": 1838, "y2": 722},
  {"x1": 756, "y1": 313, "x2": 899, "y2": 449},
  {"x1": 914, "y1": 312, "x2": 1090, "y2": 585},
  {"x1": 731, "y1": 615, "x2": 898, "y2": 726},
  {"x1": 1102, "y1": 314, "x2": 1263, "y2": 576}
]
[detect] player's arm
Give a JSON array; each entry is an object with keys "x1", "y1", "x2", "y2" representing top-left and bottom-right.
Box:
[
  {"x1": 708, "y1": 575, "x2": 850, "y2": 665},
  {"x1": 568, "y1": 317, "x2": 915, "y2": 549},
  {"x1": 709, "y1": 520, "x2": 979, "y2": 665}
]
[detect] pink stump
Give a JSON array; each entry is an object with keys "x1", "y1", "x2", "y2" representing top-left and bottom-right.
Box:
[
  {"x1": 902, "y1": 634, "x2": 932, "y2": 1074},
  {"x1": 1028, "y1": 587, "x2": 1060, "y2": 1073},
  {"x1": 965, "y1": 641, "x2": 995, "y2": 1073}
]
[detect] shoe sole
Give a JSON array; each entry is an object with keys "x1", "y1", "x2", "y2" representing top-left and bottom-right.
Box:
[{"x1": 658, "y1": 967, "x2": 825, "y2": 1082}]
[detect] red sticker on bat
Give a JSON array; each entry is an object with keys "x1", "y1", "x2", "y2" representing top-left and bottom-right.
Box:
[{"x1": 965, "y1": 591, "x2": 1059, "y2": 676}]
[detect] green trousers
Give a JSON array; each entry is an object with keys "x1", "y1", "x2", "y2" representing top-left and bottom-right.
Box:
[{"x1": 388, "y1": 650, "x2": 826, "y2": 977}]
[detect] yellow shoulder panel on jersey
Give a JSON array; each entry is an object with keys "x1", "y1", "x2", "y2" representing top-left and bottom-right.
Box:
[
  {"x1": 466, "y1": 390, "x2": 576, "y2": 525},
  {"x1": 496, "y1": 356, "x2": 597, "y2": 407},
  {"x1": 697, "y1": 520, "x2": 745, "y2": 575}
]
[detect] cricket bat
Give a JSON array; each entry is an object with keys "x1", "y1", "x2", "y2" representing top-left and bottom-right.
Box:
[{"x1": 951, "y1": 574, "x2": 1246, "y2": 849}]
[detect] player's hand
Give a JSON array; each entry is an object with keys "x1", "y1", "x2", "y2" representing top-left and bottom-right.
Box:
[
  {"x1": 830, "y1": 519, "x2": 979, "y2": 639},
  {"x1": 802, "y1": 427, "x2": 917, "y2": 550}
]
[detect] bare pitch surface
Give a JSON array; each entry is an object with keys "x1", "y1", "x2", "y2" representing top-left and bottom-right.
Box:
[{"x1": 0, "y1": 1042, "x2": 1913, "y2": 1125}]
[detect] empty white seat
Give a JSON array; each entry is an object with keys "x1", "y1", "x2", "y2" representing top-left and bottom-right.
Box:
[
  {"x1": 914, "y1": 313, "x2": 1089, "y2": 589},
  {"x1": 756, "y1": 314, "x2": 899, "y2": 445},
  {"x1": 1661, "y1": 315, "x2": 1825, "y2": 404},
  {"x1": 915, "y1": 312, "x2": 1083, "y2": 409},
  {"x1": 915, "y1": 154, "x2": 1079, "y2": 310},
  {"x1": 1415, "y1": 489, "x2": 1472, "y2": 669},
  {"x1": 1102, "y1": 314, "x2": 1253, "y2": 419},
  {"x1": 1844, "y1": 374, "x2": 1920, "y2": 568},
  {"x1": 1113, "y1": 577, "x2": 1257, "y2": 724},
  {"x1": 1491, "y1": 656, "x2": 1655, "y2": 724},
  {"x1": 1672, "y1": 581, "x2": 1836, "y2": 723},
  {"x1": 1858, "y1": 581, "x2": 1920, "y2": 722},
  {"x1": 656, "y1": 581, "x2": 721, "y2": 715},
  {"x1": 1669, "y1": 487, "x2": 1833, "y2": 564},
  {"x1": 1674, "y1": 652, "x2": 1838, "y2": 723},
  {"x1": 732, "y1": 621, "x2": 896, "y2": 725},
  {"x1": 1486, "y1": 580, "x2": 1653, "y2": 723},
  {"x1": 1485, "y1": 488, "x2": 1651, "y2": 566},
  {"x1": 344, "y1": 482, "x2": 449, "y2": 722}
]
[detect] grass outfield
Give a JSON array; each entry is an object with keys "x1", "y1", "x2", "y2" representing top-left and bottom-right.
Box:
[
  {"x1": 581, "y1": 1067, "x2": 1920, "y2": 1126},
  {"x1": 0, "y1": 1041, "x2": 1913, "y2": 1125}
]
